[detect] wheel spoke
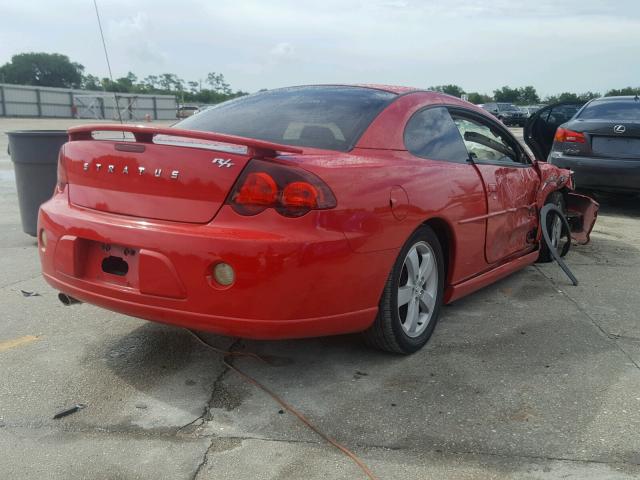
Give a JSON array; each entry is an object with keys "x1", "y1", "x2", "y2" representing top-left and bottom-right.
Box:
[
  {"x1": 419, "y1": 289, "x2": 436, "y2": 313},
  {"x1": 397, "y1": 285, "x2": 413, "y2": 306},
  {"x1": 404, "y1": 298, "x2": 419, "y2": 334},
  {"x1": 419, "y1": 251, "x2": 433, "y2": 282},
  {"x1": 405, "y1": 248, "x2": 420, "y2": 280}
]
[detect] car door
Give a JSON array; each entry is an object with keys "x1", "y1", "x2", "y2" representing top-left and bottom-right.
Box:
[
  {"x1": 523, "y1": 102, "x2": 584, "y2": 160},
  {"x1": 450, "y1": 109, "x2": 540, "y2": 264}
]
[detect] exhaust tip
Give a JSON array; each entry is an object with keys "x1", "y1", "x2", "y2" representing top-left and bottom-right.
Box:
[{"x1": 58, "y1": 293, "x2": 81, "y2": 306}]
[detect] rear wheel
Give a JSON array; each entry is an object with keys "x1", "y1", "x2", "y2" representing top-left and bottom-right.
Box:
[
  {"x1": 538, "y1": 191, "x2": 566, "y2": 263},
  {"x1": 363, "y1": 226, "x2": 444, "y2": 354}
]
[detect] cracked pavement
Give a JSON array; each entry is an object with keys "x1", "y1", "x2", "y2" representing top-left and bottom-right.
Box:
[{"x1": 1, "y1": 120, "x2": 639, "y2": 479}]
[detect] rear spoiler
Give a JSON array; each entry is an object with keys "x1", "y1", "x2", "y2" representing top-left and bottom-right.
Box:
[{"x1": 67, "y1": 124, "x2": 303, "y2": 157}]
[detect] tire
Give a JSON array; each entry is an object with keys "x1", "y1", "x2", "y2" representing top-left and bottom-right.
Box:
[
  {"x1": 363, "y1": 225, "x2": 445, "y2": 354},
  {"x1": 537, "y1": 191, "x2": 566, "y2": 263}
]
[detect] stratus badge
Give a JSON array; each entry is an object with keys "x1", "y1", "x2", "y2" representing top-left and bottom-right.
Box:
[{"x1": 83, "y1": 162, "x2": 179, "y2": 179}]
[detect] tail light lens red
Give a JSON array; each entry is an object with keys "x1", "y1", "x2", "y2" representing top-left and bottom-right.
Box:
[
  {"x1": 228, "y1": 159, "x2": 336, "y2": 217},
  {"x1": 554, "y1": 128, "x2": 586, "y2": 143},
  {"x1": 56, "y1": 147, "x2": 68, "y2": 191},
  {"x1": 234, "y1": 172, "x2": 278, "y2": 206}
]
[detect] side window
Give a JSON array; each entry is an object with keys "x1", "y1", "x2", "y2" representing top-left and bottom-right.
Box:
[
  {"x1": 404, "y1": 106, "x2": 470, "y2": 163},
  {"x1": 451, "y1": 114, "x2": 523, "y2": 164},
  {"x1": 547, "y1": 104, "x2": 581, "y2": 125}
]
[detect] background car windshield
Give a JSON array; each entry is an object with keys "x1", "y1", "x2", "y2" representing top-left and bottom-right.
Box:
[
  {"x1": 498, "y1": 104, "x2": 519, "y2": 111},
  {"x1": 577, "y1": 100, "x2": 640, "y2": 121},
  {"x1": 176, "y1": 86, "x2": 396, "y2": 151}
]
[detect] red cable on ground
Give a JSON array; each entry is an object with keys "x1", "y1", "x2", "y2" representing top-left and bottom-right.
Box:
[{"x1": 188, "y1": 330, "x2": 380, "y2": 480}]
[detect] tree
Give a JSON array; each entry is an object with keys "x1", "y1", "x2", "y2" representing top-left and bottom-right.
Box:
[
  {"x1": 159, "y1": 73, "x2": 175, "y2": 91},
  {"x1": 82, "y1": 74, "x2": 101, "y2": 91},
  {"x1": 544, "y1": 91, "x2": 599, "y2": 104},
  {"x1": 206, "y1": 72, "x2": 231, "y2": 94},
  {"x1": 518, "y1": 86, "x2": 540, "y2": 105},
  {"x1": 493, "y1": 86, "x2": 520, "y2": 103},
  {"x1": 577, "y1": 91, "x2": 601, "y2": 102},
  {"x1": 188, "y1": 81, "x2": 199, "y2": 94},
  {"x1": 98, "y1": 71, "x2": 139, "y2": 93},
  {"x1": 0, "y1": 52, "x2": 84, "y2": 88},
  {"x1": 143, "y1": 75, "x2": 159, "y2": 90},
  {"x1": 605, "y1": 87, "x2": 640, "y2": 97},
  {"x1": 466, "y1": 92, "x2": 492, "y2": 104},
  {"x1": 429, "y1": 84, "x2": 465, "y2": 97}
]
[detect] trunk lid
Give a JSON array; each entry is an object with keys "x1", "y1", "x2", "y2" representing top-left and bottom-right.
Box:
[{"x1": 63, "y1": 124, "x2": 302, "y2": 223}]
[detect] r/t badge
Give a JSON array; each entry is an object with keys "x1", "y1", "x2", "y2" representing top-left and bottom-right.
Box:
[{"x1": 213, "y1": 158, "x2": 234, "y2": 168}]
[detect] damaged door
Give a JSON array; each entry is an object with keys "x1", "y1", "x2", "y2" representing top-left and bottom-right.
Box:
[{"x1": 451, "y1": 110, "x2": 540, "y2": 264}]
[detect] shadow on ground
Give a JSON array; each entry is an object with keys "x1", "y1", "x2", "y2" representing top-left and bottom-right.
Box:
[{"x1": 96, "y1": 268, "x2": 640, "y2": 467}]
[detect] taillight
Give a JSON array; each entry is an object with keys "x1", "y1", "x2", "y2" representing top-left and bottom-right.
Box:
[
  {"x1": 56, "y1": 147, "x2": 68, "y2": 191},
  {"x1": 228, "y1": 159, "x2": 336, "y2": 217},
  {"x1": 554, "y1": 128, "x2": 586, "y2": 143}
]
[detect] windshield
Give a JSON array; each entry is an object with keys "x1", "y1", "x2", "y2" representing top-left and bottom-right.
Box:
[
  {"x1": 577, "y1": 100, "x2": 640, "y2": 121},
  {"x1": 176, "y1": 86, "x2": 396, "y2": 151}
]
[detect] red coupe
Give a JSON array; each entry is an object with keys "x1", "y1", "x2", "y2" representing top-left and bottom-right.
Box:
[{"x1": 38, "y1": 85, "x2": 598, "y2": 353}]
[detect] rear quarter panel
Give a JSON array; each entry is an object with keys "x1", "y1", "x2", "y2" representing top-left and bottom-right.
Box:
[{"x1": 288, "y1": 90, "x2": 491, "y2": 286}]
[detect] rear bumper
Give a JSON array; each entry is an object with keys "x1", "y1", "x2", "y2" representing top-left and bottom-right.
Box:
[
  {"x1": 38, "y1": 193, "x2": 393, "y2": 339},
  {"x1": 549, "y1": 153, "x2": 640, "y2": 192}
]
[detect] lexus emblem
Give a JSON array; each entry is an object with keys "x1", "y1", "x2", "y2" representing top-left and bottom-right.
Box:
[{"x1": 613, "y1": 125, "x2": 626, "y2": 134}]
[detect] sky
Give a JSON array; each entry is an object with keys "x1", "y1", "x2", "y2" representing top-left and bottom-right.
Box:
[{"x1": 1, "y1": 0, "x2": 639, "y2": 96}]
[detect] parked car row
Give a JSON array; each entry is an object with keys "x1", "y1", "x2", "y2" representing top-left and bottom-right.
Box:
[
  {"x1": 479, "y1": 102, "x2": 528, "y2": 126},
  {"x1": 478, "y1": 103, "x2": 545, "y2": 125},
  {"x1": 519, "y1": 105, "x2": 543, "y2": 118}
]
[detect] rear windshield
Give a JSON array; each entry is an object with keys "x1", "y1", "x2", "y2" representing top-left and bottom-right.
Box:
[
  {"x1": 578, "y1": 100, "x2": 640, "y2": 121},
  {"x1": 176, "y1": 86, "x2": 396, "y2": 151}
]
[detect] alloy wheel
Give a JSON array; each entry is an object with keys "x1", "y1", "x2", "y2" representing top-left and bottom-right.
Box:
[{"x1": 397, "y1": 241, "x2": 438, "y2": 338}]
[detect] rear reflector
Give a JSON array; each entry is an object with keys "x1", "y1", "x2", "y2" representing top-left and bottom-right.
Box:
[{"x1": 555, "y1": 127, "x2": 586, "y2": 143}]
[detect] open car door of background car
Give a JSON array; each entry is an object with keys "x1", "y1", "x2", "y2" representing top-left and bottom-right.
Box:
[{"x1": 524, "y1": 102, "x2": 584, "y2": 160}]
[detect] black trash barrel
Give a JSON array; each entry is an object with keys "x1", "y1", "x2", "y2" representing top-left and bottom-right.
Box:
[{"x1": 7, "y1": 130, "x2": 68, "y2": 236}]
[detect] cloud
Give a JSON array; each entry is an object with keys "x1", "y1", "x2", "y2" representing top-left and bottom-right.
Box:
[
  {"x1": 2, "y1": 0, "x2": 639, "y2": 96},
  {"x1": 107, "y1": 12, "x2": 166, "y2": 66}
]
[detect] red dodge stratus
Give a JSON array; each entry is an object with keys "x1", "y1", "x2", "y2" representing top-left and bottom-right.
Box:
[{"x1": 38, "y1": 85, "x2": 598, "y2": 353}]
